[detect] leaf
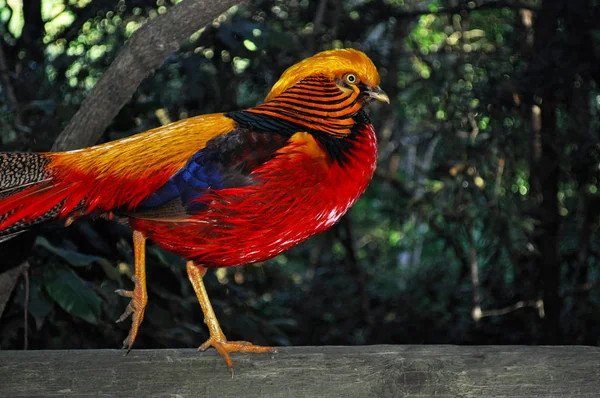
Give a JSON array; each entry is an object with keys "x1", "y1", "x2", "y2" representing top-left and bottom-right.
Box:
[
  {"x1": 99, "y1": 261, "x2": 123, "y2": 284},
  {"x1": 28, "y1": 281, "x2": 54, "y2": 330},
  {"x1": 0, "y1": 264, "x2": 25, "y2": 319},
  {"x1": 43, "y1": 265, "x2": 102, "y2": 325},
  {"x1": 35, "y1": 236, "x2": 110, "y2": 268},
  {"x1": 15, "y1": 277, "x2": 54, "y2": 330}
]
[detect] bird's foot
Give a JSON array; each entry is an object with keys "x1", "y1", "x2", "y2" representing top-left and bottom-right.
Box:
[
  {"x1": 199, "y1": 333, "x2": 276, "y2": 375},
  {"x1": 115, "y1": 275, "x2": 147, "y2": 351}
]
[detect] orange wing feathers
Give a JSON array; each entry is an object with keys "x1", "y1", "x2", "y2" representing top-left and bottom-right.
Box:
[{"x1": 0, "y1": 113, "x2": 234, "y2": 229}]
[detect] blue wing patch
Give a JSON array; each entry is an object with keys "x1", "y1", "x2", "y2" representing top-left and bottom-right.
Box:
[
  {"x1": 133, "y1": 126, "x2": 290, "y2": 217},
  {"x1": 137, "y1": 149, "x2": 224, "y2": 212}
]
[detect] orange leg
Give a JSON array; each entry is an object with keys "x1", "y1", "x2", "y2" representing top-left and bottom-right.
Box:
[
  {"x1": 186, "y1": 261, "x2": 276, "y2": 374},
  {"x1": 115, "y1": 230, "x2": 148, "y2": 351}
]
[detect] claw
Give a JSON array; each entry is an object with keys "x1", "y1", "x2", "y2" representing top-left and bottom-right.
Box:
[
  {"x1": 115, "y1": 282, "x2": 147, "y2": 350},
  {"x1": 115, "y1": 231, "x2": 148, "y2": 352},
  {"x1": 199, "y1": 336, "x2": 276, "y2": 372},
  {"x1": 186, "y1": 260, "x2": 276, "y2": 373},
  {"x1": 114, "y1": 298, "x2": 134, "y2": 323},
  {"x1": 115, "y1": 288, "x2": 134, "y2": 298}
]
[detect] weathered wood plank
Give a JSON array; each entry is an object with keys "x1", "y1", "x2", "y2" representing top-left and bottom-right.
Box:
[{"x1": 1, "y1": 345, "x2": 599, "y2": 397}]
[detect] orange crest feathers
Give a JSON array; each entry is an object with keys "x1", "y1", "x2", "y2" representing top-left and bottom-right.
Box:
[{"x1": 265, "y1": 49, "x2": 380, "y2": 102}]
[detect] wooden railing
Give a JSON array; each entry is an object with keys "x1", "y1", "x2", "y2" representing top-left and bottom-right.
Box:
[{"x1": 1, "y1": 345, "x2": 598, "y2": 396}]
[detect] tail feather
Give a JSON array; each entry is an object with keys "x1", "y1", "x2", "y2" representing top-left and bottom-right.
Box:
[
  {"x1": 0, "y1": 153, "x2": 69, "y2": 239},
  {"x1": 0, "y1": 128, "x2": 192, "y2": 241},
  {"x1": 0, "y1": 153, "x2": 51, "y2": 190}
]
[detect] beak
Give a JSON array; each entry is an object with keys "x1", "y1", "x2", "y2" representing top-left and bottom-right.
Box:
[{"x1": 366, "y1": 86, "x2": 390, "y2": 104}]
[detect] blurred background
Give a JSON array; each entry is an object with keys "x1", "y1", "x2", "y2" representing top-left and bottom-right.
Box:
[{"x1": 0, "y1": 0, "x2": 599, "y2": 350}]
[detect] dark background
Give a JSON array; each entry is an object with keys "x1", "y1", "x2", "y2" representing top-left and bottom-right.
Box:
[{"x1": 0, "y1": 0, "x2": 599, "y2": 351}]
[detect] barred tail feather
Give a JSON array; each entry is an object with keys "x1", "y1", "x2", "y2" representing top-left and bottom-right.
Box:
[
  {"x1": 0, "y1": 152, "x2": 51, "y2": 192},
  {"x1": 0, "y1": 153, "x2": 74, "y2": 239},
  {"x1": 0, "y1": 117, "x2": 226, "y2": 240}
]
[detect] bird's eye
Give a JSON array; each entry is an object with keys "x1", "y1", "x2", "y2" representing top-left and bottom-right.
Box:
[{"x1": 345, "y1": 73, "x2": 358, "y2": 84}]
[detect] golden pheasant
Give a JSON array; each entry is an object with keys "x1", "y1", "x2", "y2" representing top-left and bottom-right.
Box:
[{"x1": 0, "y1": 49, "x2": 388, "y2": 370}]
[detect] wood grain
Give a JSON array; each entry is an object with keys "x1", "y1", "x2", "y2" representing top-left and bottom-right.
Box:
[{"x1": 1, "y1": 345, "x2": 599, "y2": 397}]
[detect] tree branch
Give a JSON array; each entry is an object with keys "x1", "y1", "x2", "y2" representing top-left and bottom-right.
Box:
[
  {"x1": 308, "y1": 0, "x2": 328, "y2": 55},
  {"x1": 52, "y1": 0, "x2": 242, "y2": 151},
  {"x1": 476, "y1": 299, "x2": 544, "y2": 320},
  {"x1": 23, "y1": 262, "x2": 29, "y2": 350},
  {"x1": 467, "y1": 223, "x2": 482, "y2": 322},
  {"x1": 338, "y1": 217, "x2": 373, "y2": 329}
]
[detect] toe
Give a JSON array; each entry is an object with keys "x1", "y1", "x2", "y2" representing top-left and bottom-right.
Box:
[
  {"x1": 116, "y1": 303, "x2": 134, "y2": 323},
  {"x1": 115, "y1": 289, "x2": 133, "y2": 298}
]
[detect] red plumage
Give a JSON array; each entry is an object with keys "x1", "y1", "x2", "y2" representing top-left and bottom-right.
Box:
[{"x1": 131, "y1": 125, "x2": 377, "y2": 266}]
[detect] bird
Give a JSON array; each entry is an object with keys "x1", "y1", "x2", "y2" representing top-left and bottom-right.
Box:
[{"x1": 0, "y1": 48, "x2": 388, "y2": 371}]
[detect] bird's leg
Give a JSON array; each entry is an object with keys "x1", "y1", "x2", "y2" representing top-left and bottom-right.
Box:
[
  {"x1": 115, "y1": 230, "x2": 148, "y2": 351},
  {"x1": 186, "y1": 261, "x2": 276, "y2": 372}
]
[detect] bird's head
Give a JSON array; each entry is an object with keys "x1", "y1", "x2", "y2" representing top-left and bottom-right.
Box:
[
  {"x1": 232, "y1": 49, "x2": 388, "y2": 139},
  {"x1": 265, "y1": 49, "x2": 389, "y2": 106}
]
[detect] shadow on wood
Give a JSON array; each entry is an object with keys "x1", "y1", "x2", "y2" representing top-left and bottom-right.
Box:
[{"x1": 1, "y1": 345, "x2": 599, "y2": 397}]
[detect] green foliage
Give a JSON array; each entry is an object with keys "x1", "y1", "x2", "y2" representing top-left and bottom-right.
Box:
[
  {"x1": 44, "y1": 265, "x2": 102, "y2": 324},
  {"x1": 35, "y1": 237, "x2": 110, "y2": 268},
  {"x1": 1, "y1": 0, "x2": 599, "y2": 350}
]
